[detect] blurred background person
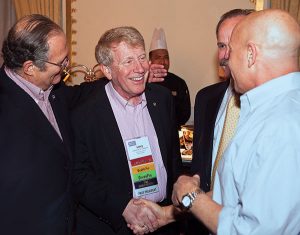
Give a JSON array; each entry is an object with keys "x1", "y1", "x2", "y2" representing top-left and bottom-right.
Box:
[{"x1": 149, "y1": 28, "x2": 191, "y2": 129}]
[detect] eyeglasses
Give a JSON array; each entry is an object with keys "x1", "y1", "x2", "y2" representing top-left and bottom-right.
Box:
[{"x1": 39, "y1": 57, "x2": 69, "y2": 71}]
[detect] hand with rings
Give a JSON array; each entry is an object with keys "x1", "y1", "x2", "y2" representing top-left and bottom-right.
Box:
[{"x1": 141, "y1": 224, "x2": 149, "y2": 233}]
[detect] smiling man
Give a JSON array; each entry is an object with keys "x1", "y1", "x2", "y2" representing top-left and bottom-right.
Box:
[{"x1": 71, "y1": 26, "x2": 182, "y2": 235}]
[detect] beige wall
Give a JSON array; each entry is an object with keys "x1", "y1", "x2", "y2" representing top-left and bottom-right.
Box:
[{"x1": 71, "y1": 0, "x2": 254, "y2": 123}]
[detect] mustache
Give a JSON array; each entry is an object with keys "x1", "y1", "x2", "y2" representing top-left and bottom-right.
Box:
[{"x1": 219, "y1": 58, "x2": 228, "y2": 66}]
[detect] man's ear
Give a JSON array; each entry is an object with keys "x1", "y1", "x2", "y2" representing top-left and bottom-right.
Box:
[
  {"x1": 100, "y1": 64, "x2": 112, "y2": 80},
  {"x1": 23, "y1": 60, "x2": 35, "y2": 76},
  {"x1": 247, "y1": 42, "x2": 256, "y2": 68}
]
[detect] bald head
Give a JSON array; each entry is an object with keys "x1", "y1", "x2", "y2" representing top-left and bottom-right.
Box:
[
  {"x1": 237, "y1": 9, "x2": 300, "y2": 59},
  {"x1": 229, "y1": 9, "x2": 300, "y2": 93}
]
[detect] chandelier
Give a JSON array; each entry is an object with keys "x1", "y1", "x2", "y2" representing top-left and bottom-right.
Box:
[{"x1": 62, "y1": 63, "x2": 103, "y2": 83}]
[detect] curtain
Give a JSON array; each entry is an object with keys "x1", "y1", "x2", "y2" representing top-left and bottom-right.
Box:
[
  {"x1": 13, "y1": 0, "x2": 62, "y2": 26},
  {"x1": 271, "y1": 0, "x2": 300, "y2": 64},
  {"x1": 270, "y1": 0, "x2": 300, "y2": 23},
  {"x1": 0, "y1": 0, "x2": 16, "y2": 65}
]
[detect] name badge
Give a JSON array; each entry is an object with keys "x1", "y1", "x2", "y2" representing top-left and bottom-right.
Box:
[{"x1": 125, "y1": 136, "x2": 159, "y2": 197}]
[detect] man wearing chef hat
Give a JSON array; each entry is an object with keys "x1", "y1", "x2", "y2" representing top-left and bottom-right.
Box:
[{"x1": 149, "y1": 28, "x2": 191, "y2": 129}]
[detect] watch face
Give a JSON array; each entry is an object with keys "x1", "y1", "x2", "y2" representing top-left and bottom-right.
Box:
[{"x1": 182, "y1": 195, "x2": 191, "y2": 208}]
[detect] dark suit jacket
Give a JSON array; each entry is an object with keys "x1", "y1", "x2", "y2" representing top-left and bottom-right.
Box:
[
  {"x1": 185, "y1": 81, "x2": 229, "y2": 235},
  {"x1": 0, "y1": 66, "x2": 75, "y2": 235},
  {"x1": 0, "y1": 65, "x2": 107, "y2": 235},
  {"x1": 191, "y1": 80, "x2": 229, "y2": 191},
  {"x1": 71, "y1": 83, "x2": 182, "y2": 235}
]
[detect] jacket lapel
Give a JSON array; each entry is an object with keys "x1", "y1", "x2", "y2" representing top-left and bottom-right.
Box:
[
  {"x1": 93, "y1": 88, "x2": 132, "y2": 179},
  {"x1": 204, "y1": 80, "x2": 229, "y2": 179},
  {"x1": 206, "y1": 80, "x2": 230, "y2": 146},
  {"x1": 145, "y1": 86, "x2": 168, "y2": 168},
  {"x1": 49, "y1": 90, "x2": 73, "y2": 159}
]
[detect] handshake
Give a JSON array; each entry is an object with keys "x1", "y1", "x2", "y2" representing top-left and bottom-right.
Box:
[{"x1": 122, "y1": 175, "x2": 202, "y2": 235}]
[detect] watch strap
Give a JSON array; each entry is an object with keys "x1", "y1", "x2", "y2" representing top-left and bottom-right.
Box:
[{"x1": 182, "y1": 188, "x2": 204, "y2": 209}]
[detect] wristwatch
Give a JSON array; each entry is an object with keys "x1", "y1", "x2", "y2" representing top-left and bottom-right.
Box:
[{"x1": 181, "y1": 188, "x2": 203, "y2": 210}]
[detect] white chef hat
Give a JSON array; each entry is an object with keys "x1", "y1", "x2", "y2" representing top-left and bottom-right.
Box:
[{"x1": 149, "y1": 28, "x2": 168, "y2": 52}]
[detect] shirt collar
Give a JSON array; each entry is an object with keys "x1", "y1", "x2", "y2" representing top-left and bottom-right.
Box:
[
  {"x1": 106, "y1": 81, "x2": 147, "y2": 109},
  {"x1": 4, "y1": 66, "x2": 53, "y2": 102},
  {"x1": 241, "y1": 72, "x2": 300, "y2": 114}
]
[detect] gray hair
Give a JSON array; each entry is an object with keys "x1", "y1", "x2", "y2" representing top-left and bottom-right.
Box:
[
  {"x1": 2, "y1": 14, "x2": 63, "y2": 71},
  {"x1": 95, "y1": 26, "x2": 145, "y2": 66}
]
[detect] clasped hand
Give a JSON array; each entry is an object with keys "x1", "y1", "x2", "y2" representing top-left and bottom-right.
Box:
[
  {"x1": 124, "y1": 175, "x2": 201, "y2": 235},
  {"x1": 123, "y1": 198, "x2": 169, "y2": 235},
  {"x1": 171, "y1": 174, "x2": 201, "y2": 207},
  {"x1": 123, "y1": 198, "x2": 159, "y2": 235}
]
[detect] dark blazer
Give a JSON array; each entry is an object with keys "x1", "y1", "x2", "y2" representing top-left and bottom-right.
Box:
[
  {"x1": 0, "y1": 66, "x2": 107, "y2": 235},
  {"x1": 191, "y1": 80, "x2": 229, "y2": 191},
  {"x1": 71, "y1": 83, "x2": 182, "y2": 235},
  {"x1": 186, "y1": 80, "x2": 229, "y2": 235},
  {"x1": 0, "y1": 66, "x2": 74, "y2": 235}
]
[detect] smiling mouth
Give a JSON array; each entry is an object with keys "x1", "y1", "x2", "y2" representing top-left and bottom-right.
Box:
[{"x1": 130, "y1": 76, "x2": 144, "y2": 81}]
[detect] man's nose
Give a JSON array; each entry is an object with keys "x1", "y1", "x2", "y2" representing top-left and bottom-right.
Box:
[
  {"x1": 224, "y1": 46, "x2": 230, "y2": 59},
  {"x1": 134, "y1": 60, "x2": 145, "y2": 73}
]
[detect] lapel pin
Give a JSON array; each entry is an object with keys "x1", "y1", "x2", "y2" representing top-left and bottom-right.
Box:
[
  {"x1": 153, "y1": 102, "x2": 157, "y2": 106},
  {"x1": 51, "y1": 94, "x2": 56, "y2": 99}
]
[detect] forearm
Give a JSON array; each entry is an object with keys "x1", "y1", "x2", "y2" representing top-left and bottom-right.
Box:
[
  {"x1": 161, "y1": 205, "x2": 179, "y2": 226},
  {"x1": 190, "y1": 192, "x2": 222, "y2": 234}
]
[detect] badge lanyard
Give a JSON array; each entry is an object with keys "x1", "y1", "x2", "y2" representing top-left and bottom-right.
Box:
[{"x1": 125, "y1": 136, "x2": 159, "y2": 197}]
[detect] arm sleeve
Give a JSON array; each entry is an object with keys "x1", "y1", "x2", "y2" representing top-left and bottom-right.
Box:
[
  {"x1": 71, "y1": 107, "x2": 130, "y2": 232},
  {"x1": 218, "y1": 119, "x2": 300, "y2": 235}
]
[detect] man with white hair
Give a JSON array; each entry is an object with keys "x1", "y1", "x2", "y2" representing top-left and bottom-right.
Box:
[{"x1": 72, "y1": 26, "x2": 182, "y2": 235}]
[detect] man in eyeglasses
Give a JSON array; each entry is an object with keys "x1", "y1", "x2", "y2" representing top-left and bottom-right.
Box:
[{"x1": 0, "y1": 14, "x2": 77, "y2": 235}]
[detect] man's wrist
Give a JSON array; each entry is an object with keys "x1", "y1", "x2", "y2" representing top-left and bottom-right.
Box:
[{"x1": 181, "y1": 188, "x2": 204, "y2": 210}]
